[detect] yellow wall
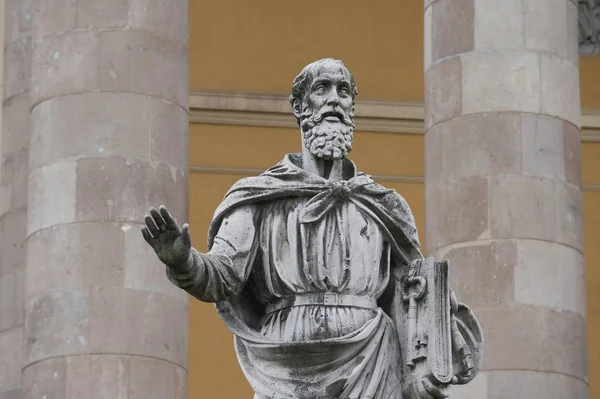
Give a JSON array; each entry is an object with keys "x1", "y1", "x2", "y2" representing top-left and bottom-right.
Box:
[
  {"x1": 189, "y1": 0, "x2": 425, "y2": 101},
  {"x1": 187, "y1": 1, "x2": 600, "y2": 398}
]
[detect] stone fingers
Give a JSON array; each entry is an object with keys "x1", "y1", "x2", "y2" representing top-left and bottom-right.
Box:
[
  {"x1": 181, "y1": 223, "x2": 191, "y2": 248},
  {"x1": 141, "y1": 226, "x2": 154, "y2": 246},
  {"x1": 144, "y1": 214, "x2": 160, "y2": 237},
  {"x1": 159, "y1": 205, "x2": 179, "y2": 230},
  {"x1": 150, "y1": 207, "x2": 168, "y2": 231}
]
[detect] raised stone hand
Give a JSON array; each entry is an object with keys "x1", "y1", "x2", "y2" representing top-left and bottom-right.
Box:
[{"x1": 142, "y1": 205, "x2": 192, "y2": 273}]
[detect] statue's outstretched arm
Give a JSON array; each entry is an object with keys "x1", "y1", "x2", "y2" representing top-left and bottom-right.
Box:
[{"x1": 142, "y1": 205, "x2": 258, "y2": 302}]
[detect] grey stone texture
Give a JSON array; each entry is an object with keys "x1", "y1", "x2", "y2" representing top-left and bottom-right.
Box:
[
  {"x1": 579, "y1": 0, "x2": 600, "y2": 54},
  {"x1": 22, "y1": 0, "x2": 190, "y2": 397},
  {"x1": 144, "y1": 59, "x2": 483, "y2": 398},
  {"x1": 0, "y1": 0, "x2": 32, "y2": 396},
  {"x1": 424, "y1": 0, "x2": 588, "y2": 397}
]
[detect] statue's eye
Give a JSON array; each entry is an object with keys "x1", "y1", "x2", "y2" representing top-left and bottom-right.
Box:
[
  {"x1": 339, "y1": 87, "x2": 350, "y2": 96},
  {"x1": 313, "y1": 84, "x2": 326, "y2": 94}
]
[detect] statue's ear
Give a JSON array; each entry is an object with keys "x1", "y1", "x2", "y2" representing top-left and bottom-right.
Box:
[{"x1": 291, "y1": 99, "x2": 302, "y2": 121}]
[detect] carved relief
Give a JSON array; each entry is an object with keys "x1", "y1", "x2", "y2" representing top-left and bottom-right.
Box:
[{"x1": 580, "y1": 0, "x2": 600, "y2": 54}]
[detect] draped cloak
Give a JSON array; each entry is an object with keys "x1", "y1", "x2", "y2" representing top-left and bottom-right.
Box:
[{"x1": 199, "y1": 154, "x2": 425, "y2": 399}]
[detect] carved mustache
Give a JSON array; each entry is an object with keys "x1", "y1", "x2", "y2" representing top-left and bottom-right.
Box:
[{"x1": 300, "y1": 106, "x2": 355, "y2": 128}]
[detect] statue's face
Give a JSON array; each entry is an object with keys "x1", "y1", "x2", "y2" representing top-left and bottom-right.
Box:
[{"x1": 299, "y1": 64, "x2": 355, "y2": 160}]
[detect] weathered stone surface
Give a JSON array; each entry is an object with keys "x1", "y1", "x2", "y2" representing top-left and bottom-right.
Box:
[
  {"x1": 425, "y1": 57, "x2": 461, "y2": 128},
  {"x1": 487, "y1": 370, "x2": 588, "y2": 399},
  {"x1": 2, "y1": 2, "x2": 31, "y2": 398},
  {"x1": 555, "y1": 181, "x2": 584, "y2": 250},
  {"x1": 461, "y1": 51, "x2": 541, "y2": 115},
  {"x1": 76, "y1": 0, "x2": 129, "y2": 29},
  {"x1": 22, "y1": 357, "x2": 67, "y2": 399},
  {"x1": 32, "y1": 31, "x2": 100, "y2": 103},
  {"x1": 426, "y1": 177, "x2": 489, "y2": 249},
  {"x1": 30, "y1": 92, "x2": 189, "y2": 173},
  {"x1": 0, "y1": 187, "x2": 10, "y2": 221},
  {"x1": 4, "y1": 0, "x2": 33, "y2": 44},
  {"x1": 474, "y1": 0, "x2": 523, "y2": 50},
  {"x1": 63, "y1": 355, "x2": 129, "y2": 398},
  {"x1": 424, "y1": 5, "x2": 432, "y2": 71},
  {"x1": 0, "y1": 388, "x2": 21, "y2": 399},
  {"x1": 147, "y1": 100, "x2": 189, "y2": 177},
  {"x1": 26, "y1": 221, "x2": 186, "y2": 300},
  {"x1": 0, "y1": 268, "x2": 24, "y2": 332},
  {"x1": 430, "y1": 240, "x2": 517, "y2": 308},
  {"x1": 477, "y1": 306, "x2": 587, "y2": 381},
  {"x1": 452, "y1": 370, "x2": 589, "y2": 399},
  {"x1": 98, "y1": 30, "x2": 188, "y2": 108},
  {"x1": 27, "y1": 160, "x2": 77, "y2": 236},
  {"x1": 425, "y1": 0, "x2": 585, "y2": 396},
  {"x1": 540, "y1": 53, "x2": 580, "y2": 126},
  {"x1": 563, "y1": 121, "x2": 582, "y2": 187},
  {"x1": 0, "y1": 210, "x2": 27, "y2": 277},
  {"x1": 2, "y1": 95, "x2": 30, "y2": 157},
  {"x1": 26, "y1": 223, "x2": 126, "y2": 297},
  {"x1": 123, "y1": 224, "x2": 189, "y2": 300},
  {"x1": 25, "y1": 289, "x2": 90, "y2": 366},
  {"x1": 26, "y1": 0, "x2": 190, "y2": 397},
  {"x1": 129, "y1": 0, "x2": 189, "y2": 47},
  {"x1": 88, "y1": 287, "x2": 187, "y2": 367},
  {"x1": 489, "y1": 176, "x2": 583, "y2": 251},
  {"x1": 451, "y1": 373, "x2": 489, "y2": 399},
  {"x1": 33, "y1": 29, "x2": 188, "y2": 107},
  {"x1": 566, "y1": 0, "x2": 580, "y2": 64},
  {"x1": 436, "y1": 113, "x2": 522, "y2": 180},
  {"x1": 524, "y1": 0, "x2": 569, "y2": 58},
  {"x1": 3, "y1": 37, "x2": 31, "y2": 101},
  {"x1": 25, "y1": 287, "x2": 187, "y2": 367},
  {"x1": 27, "y1": 158, "x2": 186, "y2": 236},
  {"x1": 521, "y1": 114, "x2": 565, "y2": 181},
  {"x1": 428, "y1": 239, "x2": 586, "y2": 318},
  {"x1": 0, "y1": 327, "x2": 23, "y2": 391},
  {"x1": 22, "y1": 355, "x2": 187, "y2": 399},
  {"x1": 514, "y1": 240, "x2": 586, "y2": 317},
  {"x1": 128, "y1": 356, "x2": 187, "y2": 399},
  {"x1": 74, "y1": 157, "x2": 187, "y2": 226},
  {"x1": 32, "y1": 0, "x2": 76, "y2": 39},
  {"x1": 1, "y1": 149, "x2": 29, "y2": 212},
  {"x1": 430, "y1": 0, "x2": 474, "y2": 63}
]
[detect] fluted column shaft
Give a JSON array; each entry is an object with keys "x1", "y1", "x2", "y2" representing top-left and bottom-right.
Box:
[
  {"x1": 424, "y1": 0, "x2": 587, "y2": 397},
  {"x1": 23, "y1": 1, "x2": 190, "y2": 397}
]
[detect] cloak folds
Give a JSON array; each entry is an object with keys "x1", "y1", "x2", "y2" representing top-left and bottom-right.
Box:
[{"x1": 205, "y1": 154, "x2": 435, "y2": 398}]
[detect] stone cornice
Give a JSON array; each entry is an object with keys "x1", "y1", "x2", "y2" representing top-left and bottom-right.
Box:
[
  {"x1": 579, "y1": 0, "x2": 600, "y2": 54},
  {"x1": 189, "y1": 91, "x2": 600, "y2": 143}
]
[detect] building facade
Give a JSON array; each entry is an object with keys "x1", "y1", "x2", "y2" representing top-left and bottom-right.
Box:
[{"x1": 1, "y1": 1, "x2": 599, "y2": 398}]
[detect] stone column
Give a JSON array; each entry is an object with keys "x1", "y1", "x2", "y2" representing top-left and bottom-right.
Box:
[
  {"x1": 23, "y1": 1, "x2": 189, "y2": 397},
  {"x1": 0, "y1": 0, "x2": 31, "y2": 397},
  {"x1": 425, "y1": 0, "x2": 587, "y2": 397}
]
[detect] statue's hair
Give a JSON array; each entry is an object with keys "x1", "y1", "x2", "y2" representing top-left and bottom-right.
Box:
[{"x1": 289, "y1": 58, "x2": 358, "y2": 124}]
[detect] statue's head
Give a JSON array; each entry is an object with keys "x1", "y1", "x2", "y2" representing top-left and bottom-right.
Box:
[{"x1": 289, "y1": 58, "x2": 358, "y2": 161}]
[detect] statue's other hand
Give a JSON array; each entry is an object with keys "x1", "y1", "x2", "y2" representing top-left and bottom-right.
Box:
[
  {"x1": 142, "y1": 205, "x2": 192, "y2": 272},
  {"x1": 422, "y1": 378, "x2": 450, "y2": 399}
]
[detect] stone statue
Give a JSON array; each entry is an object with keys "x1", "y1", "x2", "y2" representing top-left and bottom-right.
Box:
[{"x1": 142, "y1": 59, "x2": 483, "y2": 399}]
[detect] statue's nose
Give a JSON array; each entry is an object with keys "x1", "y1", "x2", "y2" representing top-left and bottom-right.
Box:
[{"x1": 327, "y1": 94, "x2": 339, "y2": 106}]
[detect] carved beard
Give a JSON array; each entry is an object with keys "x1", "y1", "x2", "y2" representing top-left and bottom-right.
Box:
[{"x1": 300, "y1": 103, "x2": 355, "y2": 161}]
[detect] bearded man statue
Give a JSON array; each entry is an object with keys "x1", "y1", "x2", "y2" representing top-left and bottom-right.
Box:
[{"x1": 142, "y1": 59, "x2": 483, "y2": 399}]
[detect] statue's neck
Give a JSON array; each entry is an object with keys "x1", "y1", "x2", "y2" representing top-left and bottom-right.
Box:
[{"x1": 301, "y1": 149, "x2": 344, "y2": 182}]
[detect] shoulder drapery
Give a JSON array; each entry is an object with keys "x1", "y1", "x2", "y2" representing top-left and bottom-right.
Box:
[{"x1": 206, "y1": 153, "x2": 423, "y2": 339}]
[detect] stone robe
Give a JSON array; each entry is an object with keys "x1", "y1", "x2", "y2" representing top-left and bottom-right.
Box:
[{"x1": 168, "y1": 154, "x2": 424, "y2": 399}]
